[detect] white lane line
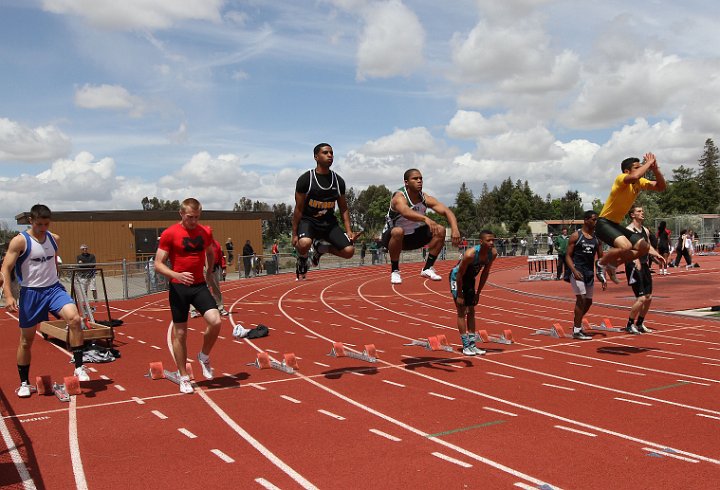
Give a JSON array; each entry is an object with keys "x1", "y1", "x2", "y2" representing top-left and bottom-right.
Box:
[
  {"x1": 0, "y1": 407, "x2": 37, "y2": 489},
  {"x1": 318, "y1": 409, "x2": 345, "y2": 420},
  {"x1": 313, "y1": 362, "x2": 331, "y2": 368},
  {"x1": 151, "y1": 345, "x2": 161, "y2": 350},
  {"x1": 678, "y1": 379, "x2": 710, "y2": 386},
  {"x1": 222, "y1": 373, "x2": 238, "y2": 379},
  {"x1": 131, "y1": 397, "x2": 145, "y2": 405},
  {"x1": 100, "y1": 375, "x2": 110, "y2": 380},
  {"x1": 350, "y1": 371, "x2": 364, "y2": 376},
  {"x1": 114, "y1": 385, "x2": 126, "y2": 392},
  {"x1": 266, "y1": 349, "x2": 279, "y2": 354},
  {"x1": 249, "y1": 383, "x2": 267, "y2": 391},
  {"x1": 543, "y1": 383, "x2": 575, "y2": 391},
  {"x1": 657, "y1": 341, "x2": 681, "y2": 346},
  {"x1": 280, "y1": 395, "x2": 301, "y2": 404},
  {"x1": 152, "y1": 410, "x2": 168, "y2": 420},
  {"x1": 178, "y1": 428, "x2": 197, "y2": 439},
  {"x1": 126, "y1": 336, "x2": 134, "y2": 340},
  {"x1": 431, "y1": 452, "x2": 473, "y2": 468},
  {"x1": 514, "y1": 483, "x2": 537, "y2": 490},
  {"x1": 647, "y1": 354, "x2": 675, "y2": 360},
  {"x1": 555, "y1": 425, "x2": 597, "y2": 437},
  {"x1": 521, "y1": 355, "x2": 544, "y2": 360},
  {"x1": 567, "y1": 362, "x2": 592, "y2": 368},
  {"x1": 369, "y1": 428, "x2": 402, "y2": 442},
  {"x1": 642, "y1": 448, "x2": 699, "y2": 463},
  {"x1": 702, "y1": 362, "x2": 720, "y2": 367},
  {"x1": 255, "y1": 478, "x2": 281, "y2": 490},
  {"x1": 617, "y1": 370, "x2": 645, "y2": 376},
  {"x1": 483, "y1": 407, "x2": 518, "y2": 417},
  {"x1": 614, "y1": 398, "x2": 653, "y2": 406},
  {"x1": 284, "y1": 330, "x2": 296, "y2": 335},
  {"x1": 696, "y1": 414, "x2": 720, "y2": 421},
  {"x1": 429, "y1": 392, "x2": 455, "y2": 400},
  {"x1": 211, "y1": 449, "x2": 235, "y2": 463},
  {"x1": 382, "y1": 380, "x2": 406, "y2": 388},
  {"x1": 68, "y1": 396, "x2": 88, "y2": 490},
  {"x1": 137, "y1": 340, "x2": 146, "y2": 344},
  {"x1": 486, "y1": 372, "x2": 514, "y2": 379}
]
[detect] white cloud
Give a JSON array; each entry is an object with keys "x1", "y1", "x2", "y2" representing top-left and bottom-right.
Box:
[
  {"x1": 42, "y1": 0, "x2": 224, "y2": 30},
  {"x1": 359, "y1": 127, "x2": 438, "y2": 156},
  {"x1": 0, "y1": 118, "x2": 72, "y2": 162},
  {"x1": 356, "y1": 1, "x2": 425, "y2": 80},
  {"x1": 74, "y1": 84, "x2": 147, "y2": 117},
  {"x1": 446, "y1": 110, "x2": 510, "y2": 139}
]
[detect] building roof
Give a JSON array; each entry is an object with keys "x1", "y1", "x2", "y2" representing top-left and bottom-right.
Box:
[{"x1": 15, "y1": 209, "x2": 274, "y2": 224}]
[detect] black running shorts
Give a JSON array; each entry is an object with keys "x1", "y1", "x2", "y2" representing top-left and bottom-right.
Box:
[
  {"x1": 596, "y1": 218, "x2": 644, "y2": 247},
  {"x1": 297, "y1": 219, "x2": 352, "y2": 250},
  {"x1": 381, "y1": 224, "x2": 432, "y2": 250},
  {"x1": 169, "y1": 283, "x2": 217, "y2": 323}
]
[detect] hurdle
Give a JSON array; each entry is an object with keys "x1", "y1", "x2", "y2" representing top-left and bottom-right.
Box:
[
  {"x1": 524, "y1": 255, "x2": 557, "y2": 281},
  {"x1": 475, "y1": 329, "x2": 514, "y2": 344},
  {"x1": 404, "y1": 334, "x2": 454, "y2": 352},
  {"x1": 532, "y1": 323, "x2": 573, "y2": 339},
  {"x1": 328, "y1": 342, "x2": 378, "y2": 363},
  {"x1": 248, "y1": 351, "x2": 299, "y2": 374}
]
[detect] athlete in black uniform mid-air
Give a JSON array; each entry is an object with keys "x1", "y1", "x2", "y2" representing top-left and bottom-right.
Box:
[{"x1": 292, "y1": 143, "x2": 359, "y2": 280}]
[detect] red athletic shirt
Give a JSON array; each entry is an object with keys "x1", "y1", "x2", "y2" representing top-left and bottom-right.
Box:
[
  {"x1": 158, "y1": 223, "x2": 213, "y2": 284},
  {"x1": 211, "y1": 239, "x2": 226, "y2": 269}
]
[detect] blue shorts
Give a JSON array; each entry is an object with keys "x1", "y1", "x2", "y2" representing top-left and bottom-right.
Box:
[{"x1": 19, "y1": 283, "x2": 74, "y2": 328}]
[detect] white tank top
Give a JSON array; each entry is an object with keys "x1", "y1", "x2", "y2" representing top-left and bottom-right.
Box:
[{"x1": 16, "y1": 232, "x2": 60, "y2": 288}]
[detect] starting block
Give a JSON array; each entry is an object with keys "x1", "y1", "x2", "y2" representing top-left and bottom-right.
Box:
[
  {"x1": 36, "y1": 375, "x2": 81, "y2": 403},
  {"x1": 475, "y1": 329, "x2": 514, "y2": 344},
  {"x1": 146, "y1": 361, "x2": 195, "y2": 386},
  {"x1": 532, "y1": 323, "x2": 573, "y2": 339},
  {"x1": 328, "y1": 342, "x2": 378, "y2": 363},
  {"x1": 404, "y1": 335, "x2": 454, "y2": 352},
  {"x1": 247, "y1": 351, "x2": 298, "y2": 374},
  {"x1": 589, "y1": 318, "x2": 624, "y2": 333}
]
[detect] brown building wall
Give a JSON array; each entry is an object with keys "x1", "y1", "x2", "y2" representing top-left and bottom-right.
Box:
[{"x1": 16, "y1": 211, "x2": 271, "y2": 268}]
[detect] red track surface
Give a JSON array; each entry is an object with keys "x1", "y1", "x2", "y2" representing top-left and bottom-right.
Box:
[{"x1": 1, "y1": 256, "x2": 719, "y2": 489}]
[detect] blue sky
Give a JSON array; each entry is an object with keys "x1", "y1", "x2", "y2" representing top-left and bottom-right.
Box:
[{"x1": 1, "y1": 0, "x2": 719, "y2": 228}]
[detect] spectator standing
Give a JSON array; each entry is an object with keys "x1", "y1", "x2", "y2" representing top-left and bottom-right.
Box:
[
  {"x1": 76, "y1": 244, "x2": 98, "y2": 303},
  {"x1": 271, "y1": 239, "x2": 280, "y2": 274},
  {"x1": 225, "y1": 238, "x2": 234, "y2": 267},
  {"x1": 554, "y1": 228, "x2": 569, "y2": 280},
  {"x1": 242, "y1": 240, "x2": 254, "y2": 278}
]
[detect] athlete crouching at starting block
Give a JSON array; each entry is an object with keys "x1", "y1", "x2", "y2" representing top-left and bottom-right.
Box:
[{"x1": 449, "y1": 230, "x2": 497, "y2": 356}]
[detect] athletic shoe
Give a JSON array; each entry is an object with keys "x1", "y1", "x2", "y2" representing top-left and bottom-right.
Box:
[
  {"x1": 197, "y1": 352, "x2": 214, "y2": 380},
  {"x1": 625, "y1": 324, "x2": 641, "y2": 335},
  {"x1": 74, "y1": 365, "x2": 90, "y2": 382},
  {"x1": 190, "y1": 309, "x2": 201, "y2": 318},
  {"x1": 218, "y1": 307, "x2": 229, "y2": 317},
  {"x1": 604, "y1": 263, "x2": 620, "y2": 284},
  {"x1": 179, "y1": 375, "x2": 193, "y2": 394},
  {"x1": 390, "y1": 271, "x2": 402, "y2": 284},
  {"x1": 636, "y1": 324, "x2": 653, "y2": 334},
  {"x1": 572, "y1": 329, "x2": 592, "y2": 340},
  {"x1": 232, "y1": 324, "x2": 250, "y2": 339},
  {"x1": 471, "y1": 345, "x2": 486, "y2": 355},
  {"x1": 420, "y1": 267, "x2": 441, "y2": 281},
  {"x1": 16, "y1": 382, "x2": 36, "y2": 398},
  {"x1": 310, "y1": 245, "x2": 322, "y2": 267},
  {"x1": 462, "y1": 346, "x2": 477, "y2": 356},
  {"x1": 595, "y1": 260, "x2": 607, "y2": 284}
]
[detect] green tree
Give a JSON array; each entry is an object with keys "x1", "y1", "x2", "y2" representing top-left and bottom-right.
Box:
[
  {"x1": 658, "y1": 166, "x2": 704, "y2": 214},
  {"x1": 453, "y1": 182, "x2": 478, "y2": 238},
  {"x1": 506, "y1": 188, "x2": 531, "y2": 233},
  {"x1": 476, "y1": 183, "x2": 497, "y2": 227},
  {"x1": 698, "y1": 138, "x2": 720, "y2": 213},
  {"x1": 355, "y1": 185, "x2": 392, "y2": 237},
  {"x1": 141, "y1": 196, "x2": 180, "y2": 210}
]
